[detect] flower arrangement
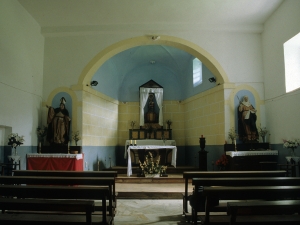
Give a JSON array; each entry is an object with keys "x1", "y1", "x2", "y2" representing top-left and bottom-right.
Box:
[
  {"x1": 130, "y1": 121, "x2": 136, "y2": 129},
  {"x1": 228, "y1": 127, "x2": 238, "y2": 142},
  {"x1": 215, "y1": 154, "x2": 228, "y2": 170},
  {"x1": 8, "y1": 133, "x2": 25, "y2": 155},
  {"x1": 139, "y1": 152, "x2": 167, "y2": 175},
  {"x1": 283, "y1": 139, "x2": 300, "y2": 149},
  {"x1": 258, "y1": 126, "x2": 268, "y2": 137},
  {"x1": 72, "y1": 131, "x2": 81, "y2": 146},
  {"x1": 37, "y1": 126, "x2": 48, "y2": 141}
]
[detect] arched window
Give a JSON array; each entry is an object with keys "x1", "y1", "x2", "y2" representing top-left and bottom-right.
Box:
[{"x1": 193, "y1": 58, "x2": 202, "y2": 87}]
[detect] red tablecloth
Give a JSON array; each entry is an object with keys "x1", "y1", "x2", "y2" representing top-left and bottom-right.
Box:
[{"x1": 27, "y1": 154, "x2": 83, "y2": 171}]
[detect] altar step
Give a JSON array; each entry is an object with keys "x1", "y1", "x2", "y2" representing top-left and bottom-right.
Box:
[
  {"x1": 109, "y1": 167, "x2": 197, "y2": 199},
  {"x1": 105, "y1": 166, "x2": 198, "y2": 175}
]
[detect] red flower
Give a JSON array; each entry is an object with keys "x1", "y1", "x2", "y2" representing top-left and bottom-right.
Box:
[{"x1": 215, "y1": 154, "x2": 228, "y2": 166}]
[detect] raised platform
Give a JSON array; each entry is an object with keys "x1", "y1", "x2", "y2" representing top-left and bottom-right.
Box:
[{"x1": 107, "y1": 166, "x2": 198, "y2": 199}]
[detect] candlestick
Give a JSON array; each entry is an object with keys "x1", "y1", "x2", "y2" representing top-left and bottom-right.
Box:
[
  {"x1": 97, "y1": 160, "x2": 100, "y2": 171},
  {"x1": 234, "y1": 139, "x2": 237, "y2": 152}
]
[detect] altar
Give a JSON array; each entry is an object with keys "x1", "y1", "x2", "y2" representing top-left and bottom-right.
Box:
[
  {"x1": 125, "y1": 140, "x2": 177, "y2": 177},
  {"x1": 226, "y1": 150, "x2": 278, "y2": 171},
  {"x1": 27, "y1": 153, "x2": 84, "y2": 171}
]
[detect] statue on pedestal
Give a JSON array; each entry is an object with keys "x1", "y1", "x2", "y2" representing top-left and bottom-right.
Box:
[
  {"x1": 46, "y1": 97, "x2": 71, "y2": 146},
  {"x1": 145, "y1": 93, "x2": 158, "y2": 123}
]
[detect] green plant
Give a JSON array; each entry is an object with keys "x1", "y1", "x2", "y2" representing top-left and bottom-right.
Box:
[
  {"x1": 258, "y1": 126, "x2": 268, "y2": 137},
  {"x1": 72, "y1": 131, "x2": 81, "y2": 146},
  {"x1": 228, "y1": 127, "x2": 238, "y2": 140}
]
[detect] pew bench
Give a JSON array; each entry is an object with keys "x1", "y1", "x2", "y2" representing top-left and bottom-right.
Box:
[
  {"x1": 0, "y1": 175, "x2": 116, "y2": 217},
  {"x1": 0, "y1": 185, "x2": 111, "y2": 225},
  {"x1": 191, "y1": 177, "x2": 300, "y2": 224},
  {"x1": 227, "y1": 200, "x2": 300, "y2": 225},
  {"x1": 203, "y1": 186, "x2": 300, "y2": 225},
  {"x1": 182, "y1": 170, "x2": 287, "y2": 218},
  {"x1": 0, "y1": 198, "x2": 95, "y2": 225},
  {"x1": 13, "y1": 170, "x2": 118, "y2": 215}
]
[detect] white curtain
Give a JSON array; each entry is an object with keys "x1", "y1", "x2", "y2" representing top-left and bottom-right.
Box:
[{"x1": 139, "y1": 87, "x2": 163, "y2": 126}]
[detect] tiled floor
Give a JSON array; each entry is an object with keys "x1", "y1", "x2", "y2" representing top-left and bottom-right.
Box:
[
  {"x1": 114, "y1": 174, "x2": 194, "y2": 224},
  {"x1": 114, "y1": 199, "x2": 190, "y2": 225}
]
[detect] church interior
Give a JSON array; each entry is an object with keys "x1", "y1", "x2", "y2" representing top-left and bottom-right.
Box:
[{"x1": 1, "y1": 0, "x2": 300, "y2": 224}]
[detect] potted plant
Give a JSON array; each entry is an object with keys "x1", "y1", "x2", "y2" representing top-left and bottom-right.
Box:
[
  {"x1": 215, "y1": 154, "x2": 228, "y2": 171},
  {"x1": 71, "y1": 131, "x2": 81, "y2": 154}
]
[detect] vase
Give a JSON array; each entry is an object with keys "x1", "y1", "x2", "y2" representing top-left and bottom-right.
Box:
[
  {"x1": 261, "y1": 136, "x2": 266, "y2": 143},
  {"x1": 145, "y1": 174, "x2": 160, "y2": 178},
  {"x1": 12, "y1": 147, "x2": 17, "y2": 155},
  {"x1": 290, "y1": 148, "x2": 295, "y2": 157}
]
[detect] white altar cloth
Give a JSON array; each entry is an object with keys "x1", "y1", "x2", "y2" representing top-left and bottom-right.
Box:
[
  {"x1": 127, "y1": 145, "x2": 177, "y2": 177},
  {"x1": 226, "y1": 150, "x2": 278, "y2": 157},
  {"x1": 27, "y1": 153, "x2": 83, "y2": 160},
  {"x1": 124, "y1": 139, "x2": 176, "y2": 158}
]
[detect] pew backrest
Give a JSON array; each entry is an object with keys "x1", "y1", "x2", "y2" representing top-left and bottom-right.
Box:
[
  {"x1": 182, "y1": 170, "x2": 287, "y2": 215},
  {"x1": 0, "y1": 185, "x2": 110, "y2": 223},
  {"x1": 13, "y1": 170, "x2": 118, "y2": 178}
]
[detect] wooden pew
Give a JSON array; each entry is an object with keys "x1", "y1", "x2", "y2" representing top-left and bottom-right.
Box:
[
  {"x1": 0, "y1": 176, "x2": 115, "y2": 217},
  {"x1": 13, "y1": 170, "x2": 118, "y2": 213},
  {"x1": 190, "y1": 176, "x2": 297, "y2": 224},
  {"x1": 0, "y1": 198, "x2": 95, "y2": 225},
  {"x1": 0, "y1": 185, "x2": 111, "y2": 225},
  {"x1": 227, "y1": 200, "x2": 300, "y2": 225},
  {"x1": 182, "y1": 170, "x2": 287, "y2": 216},
  {"x1": 203, "y1": 186, "x2": 300, "y2": 225}
]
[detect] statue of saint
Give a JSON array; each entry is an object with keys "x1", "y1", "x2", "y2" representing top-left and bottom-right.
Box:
[
  {"x1": 145, "y1": 93, "x2": 157, "y2": 123},
  {"x1": 46, "y1": 97, "x2": 71, "y2": 145},
  {"x1": 238, "y1": 95, "x2": 259, "y2": 142}
]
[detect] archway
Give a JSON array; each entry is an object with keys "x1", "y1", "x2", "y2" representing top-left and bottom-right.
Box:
[{"x1": 75, "y1": 35, "x2": 229, "y2": 88}]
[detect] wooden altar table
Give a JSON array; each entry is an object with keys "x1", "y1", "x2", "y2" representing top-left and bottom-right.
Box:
[
  {"x1": 126, "y1": 145, "x2": 177, "y2": 176},
  {"x1": 26, "y1": 153, "x2": 84, "y2": 171}
]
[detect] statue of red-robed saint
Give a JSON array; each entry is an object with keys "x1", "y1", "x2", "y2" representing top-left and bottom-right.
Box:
[{"x1": 46, "y1": 97, "x2": 71, "y2": 145}]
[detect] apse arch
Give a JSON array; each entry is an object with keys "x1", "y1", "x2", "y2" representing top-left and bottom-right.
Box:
[{"x1": 76, "y1": 35, "x2": 229, "y2": 88}]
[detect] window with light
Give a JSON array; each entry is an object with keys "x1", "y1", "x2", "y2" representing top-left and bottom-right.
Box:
[{"x1": 193, "y1": 58, "x2": 202, "y2": 87}]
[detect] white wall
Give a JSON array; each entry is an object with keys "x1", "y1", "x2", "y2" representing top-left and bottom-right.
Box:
[
  {"x1": 262, "y1": 0, "x2": 300, "y2": 143},
  {"x1": 0, "y1": 0, "x2": 44, "y2": 146},
  {"x1": 43, "y1": 31, "x2": 264, "y2": 96}
]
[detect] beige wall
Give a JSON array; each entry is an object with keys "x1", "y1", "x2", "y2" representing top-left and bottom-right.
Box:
[
  {"x1": 116, "y1": 86, "x2": 224, "y2": 147},
  {"x1": 82, "y1": 89, "x2": 119, "y2": 146},
  {"x1": 184, "y1": 86, "x2": 225, "y2": 146}
]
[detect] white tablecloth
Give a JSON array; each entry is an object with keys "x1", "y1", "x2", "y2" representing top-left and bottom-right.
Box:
[
  {"x1": 226, "y1": 150, "x2": 278, "y2": 157},
  {"x1": 124, "y1": 139, "x2": 176, "y2": 158},
  {"x1": 27, "y1": 153, "x2": 83, "y2": 160},
  {"x1": 127, "y1": 145, "x2": 177, "y2": 176},
  {"x1": 286, "y1": 156, "x2": 300, "y2": 163}
]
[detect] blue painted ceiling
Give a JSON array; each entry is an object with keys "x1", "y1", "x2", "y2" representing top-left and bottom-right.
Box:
[{"x1": 91, "y1": 45, "x2": 216, "y2": 102}]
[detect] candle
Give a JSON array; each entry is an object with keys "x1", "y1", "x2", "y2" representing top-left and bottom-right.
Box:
[
  {"x1": 134, "y1": 140, "x2": 136, "y2": 145},
  {"x1": 130, "y1": 140, "x2": 132, "y2": 144},
  {"x1": 39, "y1": 142, "x2": 41, "y2": 148},
  {"x1": 234, "y1": 139, "x2": 236, "y2": 145}
]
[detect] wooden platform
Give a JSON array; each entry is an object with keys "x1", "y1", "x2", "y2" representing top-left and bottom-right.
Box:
[{"x1": 106, "y1": 166, "x2": 197, "y2": 199}]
